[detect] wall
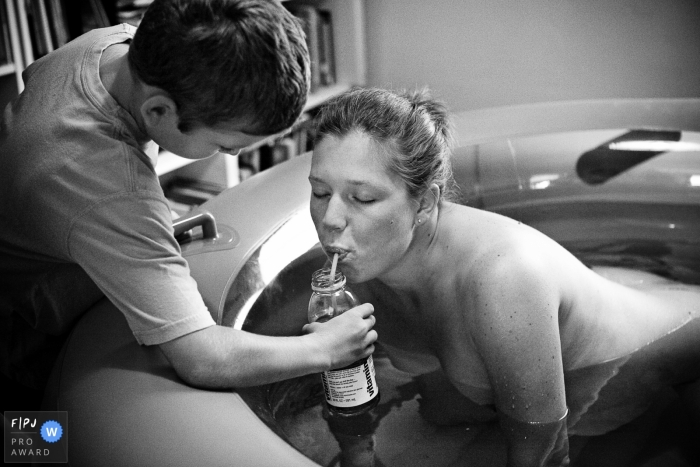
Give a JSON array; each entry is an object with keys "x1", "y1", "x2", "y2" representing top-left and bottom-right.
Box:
[{"x1": 365, "y1": 0, "x2": 700, "y2": 112}]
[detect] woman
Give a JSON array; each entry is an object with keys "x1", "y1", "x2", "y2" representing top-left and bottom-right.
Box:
[{"x1": 308, "y1": 87, "x2": 700, "y2": 466}]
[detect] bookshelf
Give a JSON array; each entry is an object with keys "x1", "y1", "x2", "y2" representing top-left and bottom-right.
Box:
[
  {"x1": 1, "y1": 0, "x2": 25, "y2": 96},
  {"x1": 1, "y1": 0, "x2": 367, "y2": 215},
  {"x1": 1, "y1": 0, "x2": 110, "y2": 108}
]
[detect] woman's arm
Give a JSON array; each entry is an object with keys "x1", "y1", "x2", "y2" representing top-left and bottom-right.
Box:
[
  {"x1": 468, "y1": 248, "x2": 569, "y2": 467},
  {"x1": 498, "y1": 409, "x2": 570, "y2": 467}
]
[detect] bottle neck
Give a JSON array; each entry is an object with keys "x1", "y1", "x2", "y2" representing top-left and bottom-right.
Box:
[{"x1": 311, "y1": 267, "x2": 346, "y2": 293}]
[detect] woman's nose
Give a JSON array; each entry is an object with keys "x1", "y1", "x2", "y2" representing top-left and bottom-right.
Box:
[{"x1": 322, "y1": 196, "x2": 347, "y2": 231}]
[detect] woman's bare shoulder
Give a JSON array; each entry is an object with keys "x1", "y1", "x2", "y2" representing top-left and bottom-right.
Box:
[{"x1": 444, "y1": 205, "x2": 586, "y2": 290}]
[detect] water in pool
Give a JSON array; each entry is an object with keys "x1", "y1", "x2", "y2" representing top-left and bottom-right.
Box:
[{"x1": 236, "y1": 233, "x2": 700, "y2": 467}]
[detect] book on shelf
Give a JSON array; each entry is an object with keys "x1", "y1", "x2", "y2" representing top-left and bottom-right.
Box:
[
  {"x1": 0, "y1": 0, "x2": 11, "y2": 67},
  {"x1": 257, "y1": 144, "x2": 274, "y2": 172},
  {"x1": 238, "y1": 163, "x2": 256, "y2": 183},
  {"x1": 289, "y1": 5, "x2": 320, "y2": 92},
  {"x1": 259, "y1": 135, "x2": 303, "y2": 171},
  {"x1": 238, "y1": 134, "x2": 302, "y2": 181},
  {"x1": 317, "y1": 9, "x2": 335, "y2": 87},
  {"x1": 291, "y1": 113, "x2": 317, "y2": 154},
  {"x1": 26, "y1": 0, "x2": 54, "y2": 58},
  {"x1": 88, "y1": 0, "x2": 111, "y2": 28},
  {"x1": 272, "y1": 137, "x2": 298, "y2": 165},
  {"x1": 23, "y1": 0, "x2": 73, "y2": 58},
  {"x1": 286, "y1": 4, "x2": 336, "y2": 93},
  {"x1": 47, "y1": 0, "x2": 70, "y2": 48},
  {"x1": 239, "y1": 149, "x2": 261, "y2": 181}
]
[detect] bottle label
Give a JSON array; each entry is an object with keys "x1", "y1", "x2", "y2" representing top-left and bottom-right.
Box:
[{"x1": 321, "y1": 356, "x2": 378, "y2": 408}]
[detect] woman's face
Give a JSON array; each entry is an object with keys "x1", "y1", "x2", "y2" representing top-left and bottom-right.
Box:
[{"x1": 309, "y1": 131, "x2": 418, "y2": 283}]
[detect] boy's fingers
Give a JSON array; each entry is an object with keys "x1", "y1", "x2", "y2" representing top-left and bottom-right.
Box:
[
  {"x1": 302, "y1": 303, "x2": 374, "y2": 334},
  {"x1": 366, "y1": 330, "x2": 378, "y2": 344},
  {"x1": 354, "y1": 303, "x2": 374, "y2": 317},
  {"x1": 366, "y1": 314, "x2": 376, "y2": 328}
]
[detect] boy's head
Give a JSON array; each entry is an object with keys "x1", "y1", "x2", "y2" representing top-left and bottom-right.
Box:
[{"x1": 129, "y1": 0, "x2": 310, "y2": 136}]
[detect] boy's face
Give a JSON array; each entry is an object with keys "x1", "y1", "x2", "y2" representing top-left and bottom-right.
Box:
[{"x1": 155, "y1": 120, "x2": 272, "y2": 160}]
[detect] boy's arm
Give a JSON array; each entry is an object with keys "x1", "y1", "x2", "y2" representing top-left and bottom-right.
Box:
[
  {"x1": 69, "y1": 195, "x2": 376, "y2": 388},
  {"x1": 158, "y1": 304, "x2": 376, "y2": 388}
]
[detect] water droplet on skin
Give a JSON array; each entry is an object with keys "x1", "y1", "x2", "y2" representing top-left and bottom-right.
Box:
[{"x1": 511, "y1": 404, "x2": 515, "y2": 409}]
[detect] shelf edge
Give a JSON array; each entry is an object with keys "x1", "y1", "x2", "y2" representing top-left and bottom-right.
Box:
[{"x1": 0, "y1": 63, "x2": 17, "y2": 77}]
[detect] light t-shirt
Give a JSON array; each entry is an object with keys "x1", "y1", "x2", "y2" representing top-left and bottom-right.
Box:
[{"x1": 0, "y1": 25, "x2": 216, "y2": 387}]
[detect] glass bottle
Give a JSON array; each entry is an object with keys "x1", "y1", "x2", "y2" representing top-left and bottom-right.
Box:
[{"x1": 309, "y1": 267, "x2": 380, "y2": 416}]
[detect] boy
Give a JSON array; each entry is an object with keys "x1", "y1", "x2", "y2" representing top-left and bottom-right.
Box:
[{"x1": 0, "y1": 0, "x2": 376, "y2": 410}]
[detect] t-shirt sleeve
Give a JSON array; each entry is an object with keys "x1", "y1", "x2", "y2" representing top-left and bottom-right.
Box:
[{"x1": 66, "y1": 191, "x2": 216, "y2": 345}]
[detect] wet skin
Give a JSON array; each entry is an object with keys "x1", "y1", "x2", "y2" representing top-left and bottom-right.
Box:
[{"x1": 309, "y1": 131, "x2": 700, "y2": 466}]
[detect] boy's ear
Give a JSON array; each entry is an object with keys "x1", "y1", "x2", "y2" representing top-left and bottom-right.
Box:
[
  {"x1": 140, "y1": 94, "x2": 179, "y2": 131},
  {"x1": 417, "y1": 183, "x2": 440, "y2": 217}
]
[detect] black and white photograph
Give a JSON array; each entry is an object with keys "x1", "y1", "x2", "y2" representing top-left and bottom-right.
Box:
[{"x1": 2, "y1": 1, "x2": 699, "y2": 466}]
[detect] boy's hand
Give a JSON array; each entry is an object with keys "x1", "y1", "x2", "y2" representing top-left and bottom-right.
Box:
[{"x1": 302, "y1": 303, "x2": 377, "y2": 371}]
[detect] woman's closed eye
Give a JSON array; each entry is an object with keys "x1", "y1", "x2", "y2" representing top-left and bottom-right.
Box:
[{"x1": 353, "y1": 195, "x2": 375, "y2": 204}]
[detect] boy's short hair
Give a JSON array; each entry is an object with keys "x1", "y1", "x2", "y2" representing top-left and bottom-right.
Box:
[{"x1": 129, "y1": 0, "x2": 310, "y2": 135}]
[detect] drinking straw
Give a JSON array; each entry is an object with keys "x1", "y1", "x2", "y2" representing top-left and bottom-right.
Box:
[{"x1": 330, "y1": 253, "x2": 338, "y2": 314}]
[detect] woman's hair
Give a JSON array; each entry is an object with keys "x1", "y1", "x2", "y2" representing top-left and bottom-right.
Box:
[
  {"x1": 129, "y1": 0, "x2": 310, "y2": 135},
  {"x1": 314, "y1": 87, "x2": 458, "y2": 203}
]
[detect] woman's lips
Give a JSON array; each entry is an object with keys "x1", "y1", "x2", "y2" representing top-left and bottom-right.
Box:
[{"x1": 324, "y1": 246, "x2": 350, "y2": 261}]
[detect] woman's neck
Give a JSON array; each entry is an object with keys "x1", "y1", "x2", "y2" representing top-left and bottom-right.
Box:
[{"x1": 377, "y1": 203, "x2": 448, "y2": 294}]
